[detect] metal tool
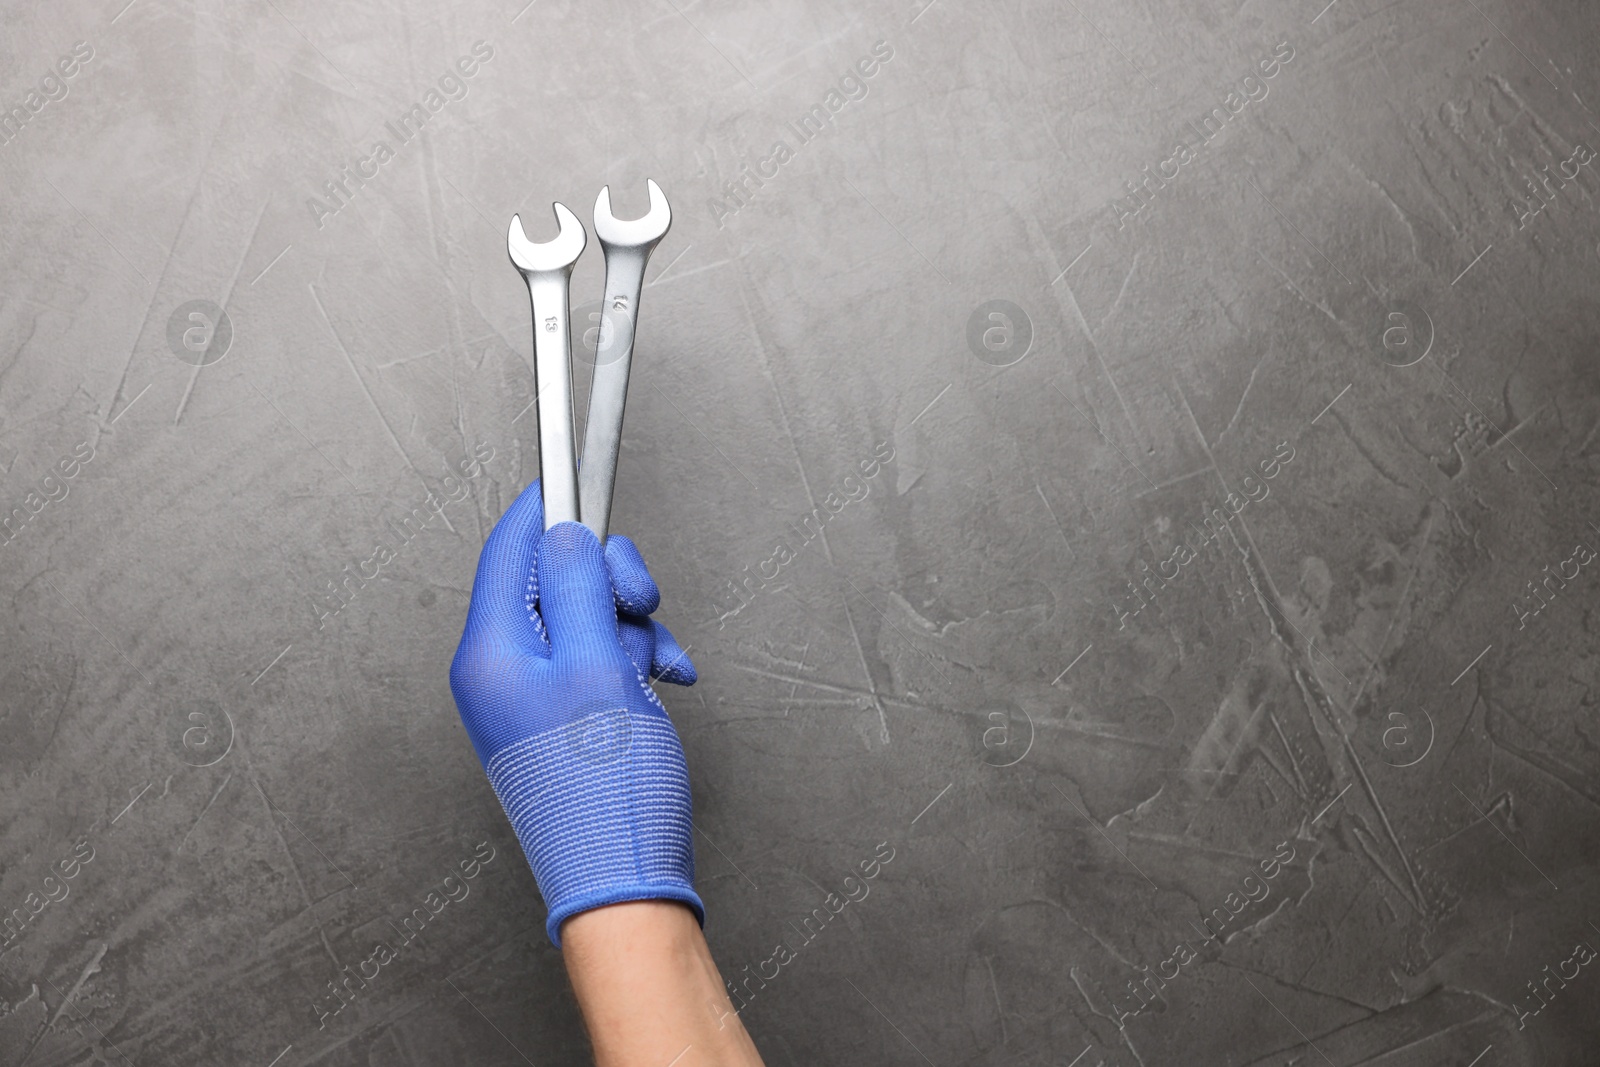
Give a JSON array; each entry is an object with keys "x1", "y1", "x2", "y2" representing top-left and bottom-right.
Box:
[
  {"x1": 578, "y1": 179, "x2": 671, "y2": 541},
  {"x1": 508, "y1": 203, "x2": 587, "y2": 529}
]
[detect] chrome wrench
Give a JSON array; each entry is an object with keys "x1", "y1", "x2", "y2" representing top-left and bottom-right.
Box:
[
  {"x1": 578, "y1": 179, "x2": 671, "y2": 541},
  {"x1": 508, "y1": 203, "x2": 587, "y2": 529}
]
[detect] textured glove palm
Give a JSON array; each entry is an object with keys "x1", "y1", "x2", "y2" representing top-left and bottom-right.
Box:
[{"x1": 450, "y1": 479, "x2": 701, "y2": 946}]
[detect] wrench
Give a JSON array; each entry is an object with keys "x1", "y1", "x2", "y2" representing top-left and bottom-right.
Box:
[
  {"x1": 508, "y1": 203, "x2": 587, "y2": 529},
  {"x1": 578, "y1": 179, "x2": 671, "y2": 541}
]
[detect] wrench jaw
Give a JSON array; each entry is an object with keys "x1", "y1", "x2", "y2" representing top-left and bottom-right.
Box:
[
  {"x1": 591, "y1": 178, "x2": 672, "y2": 252},
  {"x1": 507, "y1": 202, "x2": 588, "y2": 531},
  {"x1": 508, "y1": 203, "x2": 588, "y2": 275}
]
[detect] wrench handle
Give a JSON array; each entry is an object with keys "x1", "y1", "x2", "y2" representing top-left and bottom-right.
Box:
[
  {"x1": 578, "y1": 246, "x2": 650, "y2": 540},
  {"x1": 524, "y1": 273, "x2": 580, "y2": 529}
]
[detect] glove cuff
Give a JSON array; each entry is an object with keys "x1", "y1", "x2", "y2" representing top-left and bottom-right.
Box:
[
  {"x1": 543, "y1": 883, "x2": 706, "y2": 948},
  {"x1": 485, "y1": 709, "x2": 703, "y2": 948}
]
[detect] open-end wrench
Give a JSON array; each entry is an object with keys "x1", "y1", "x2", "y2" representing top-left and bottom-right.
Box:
[
  {"x1": 508, "y1": 203, "x2": 587, "y2": 529},
  {"x1": 578, "y1": 179, "x2": 671, "y2": 541}
]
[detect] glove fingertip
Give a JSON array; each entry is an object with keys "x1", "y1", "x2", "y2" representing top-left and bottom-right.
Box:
[
  {"x1": 656, "y1": 659, "x2": 697, "y2": 686},
  {"x1": 604, "y1": 534, "x2": 662, "y2": 615},
  {"x1": 616, "y1": 614, "x2": 655, "y2": 678},
  {"x1": 649, "y1": 619, "x2": 697, "y2": 686}
]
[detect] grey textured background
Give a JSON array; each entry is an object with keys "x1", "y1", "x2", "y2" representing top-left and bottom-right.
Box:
[{"x1": 2, "y1": 0, "x2": 1599, "y2": 1063}]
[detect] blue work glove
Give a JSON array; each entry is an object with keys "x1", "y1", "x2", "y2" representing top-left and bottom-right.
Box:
[{"x1": 449, "y1": 478, "x2": 700, "y2": 947}]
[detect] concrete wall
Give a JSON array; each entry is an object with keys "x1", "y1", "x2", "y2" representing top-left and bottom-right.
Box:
[{"x1": 0, "y1": 0, "x2": 1596, "y2": 1062}]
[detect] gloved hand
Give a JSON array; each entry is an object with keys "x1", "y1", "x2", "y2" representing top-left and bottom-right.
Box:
[{"x1": 450, "y1": 478, "x2": 701, "y2": 947}]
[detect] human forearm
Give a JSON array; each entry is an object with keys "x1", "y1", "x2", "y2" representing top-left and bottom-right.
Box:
[{"x1": 563, "y1": 901, "x2": 764, "y2": 1067}]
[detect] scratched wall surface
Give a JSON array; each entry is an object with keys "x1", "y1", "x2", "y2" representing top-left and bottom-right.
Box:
[{"x1": 2, "y1": 0, "x2": 1598, "y2": 1063}]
